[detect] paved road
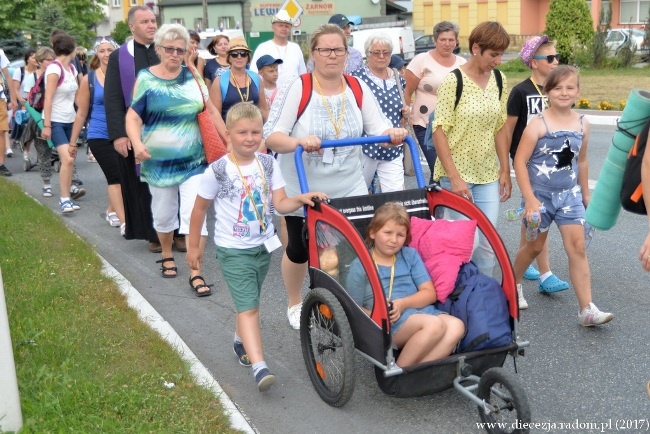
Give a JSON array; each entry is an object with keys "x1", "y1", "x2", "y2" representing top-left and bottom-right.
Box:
[{"x1": 4, "y1": 124, "x2": 649, "y2": 433}]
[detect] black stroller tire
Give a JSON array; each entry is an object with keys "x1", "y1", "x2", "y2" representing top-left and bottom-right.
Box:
[
  {"x1": 477, "y1": 367, "x2": 531, "y2": 434},
  {"x1": 300, "y1": 287, "x2": 355, "y2": 407}
]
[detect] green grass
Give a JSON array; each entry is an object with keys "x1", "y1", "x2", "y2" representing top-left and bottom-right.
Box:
[
  {"x1": 0, "y1": 179, "x2": 241, "y2": 433},
  {"x1": 500, "y1": 59, "x2": 650, "y2": 107}
]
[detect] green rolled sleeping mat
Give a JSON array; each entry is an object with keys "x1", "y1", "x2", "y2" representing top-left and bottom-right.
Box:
[{"x1": 585, "y1": 89, "x2": 650, "y2": 230}]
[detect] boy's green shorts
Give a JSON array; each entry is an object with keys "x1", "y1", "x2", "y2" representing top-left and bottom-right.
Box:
[{"x1": 216, "y1": 245, "x2": 272, "y2": 312}]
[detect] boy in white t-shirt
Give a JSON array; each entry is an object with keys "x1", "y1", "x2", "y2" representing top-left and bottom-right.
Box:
[
  {"x1": 186, "y1": 103, "x2": 326, "y2": 392},
  {"x1": 255, "y1": 54, "x2": 283, "y2": 108}
]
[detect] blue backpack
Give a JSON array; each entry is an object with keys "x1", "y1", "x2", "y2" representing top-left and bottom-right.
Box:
[{"x1": 437, "y1": 261, "x2": 511, "y2": 352}]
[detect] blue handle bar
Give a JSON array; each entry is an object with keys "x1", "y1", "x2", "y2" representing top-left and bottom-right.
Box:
[{"x1": 294, "y1": 135, "x2": 426, "y2": 194}]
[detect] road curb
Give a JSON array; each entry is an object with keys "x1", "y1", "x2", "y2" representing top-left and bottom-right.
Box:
[
  {"x1": 98, "y1": 257, "x2": 257, "y2": 434},
  {"x1": 576, "y1": 109, "x2": 622, "y2": 126}
]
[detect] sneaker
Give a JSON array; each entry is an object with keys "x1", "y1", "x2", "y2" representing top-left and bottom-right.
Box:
[
  {"x1": 0, "y1": 165, "x2": 12, "y2": 176},
  {"x1": 233, "y1": 341, "x2": 251, "y2": 367},
  {"x1": 5, "y1": 149, "x2": 13, "y2": 157},
  {"x1": 287, "y1": 303, "x2": 302, "y2": 330},
  {"x1": 42, "y1": 187, "x2": 53, "y2": 197},
  {"x1": 72, "y1": 176, "x2": 83, "y2": 186},
  {"x1": 523, "y1": 265, "x2": 540, "y2": 280},
  {"x1": 70, "y1": 201, "x2": 81, "y2": 211},
  {"x1": 538, "y1": 274, "x2": 570, "y2": 293},
  {"x1": 255, "y1": 368, "x2": 276, "y2": 392},
  {"x1": 578, "y1": 303, "x2": 613, "y2": 326},
  {"x1": 70, "y1": 185, "x2": 86, "y2": 200},
  {"x1": 106, "y1": 211, "x2": 121, "y2": 227},
  {"x1": 517, "y1": 284, "x2": 528, "y2": 310},
  {"x1": 59, "y1": 200, "x2": 74, "y2": 213}
]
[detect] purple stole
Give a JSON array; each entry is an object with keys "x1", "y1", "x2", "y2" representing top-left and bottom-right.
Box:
[{"x1": 119, "y1": 42, "x2": 136, "y2": 107}]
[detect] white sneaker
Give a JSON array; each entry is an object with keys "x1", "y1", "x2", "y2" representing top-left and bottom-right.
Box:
[
  {"x1": 578, "y1": 303, "x2": 613, "y2": 326},
  {"x1": 5, "y1": 148, "x2": 13, "y2": 157},
  {"x1": 517, "y1": 284, "x2": 528, "y2": 310},
  {"x1": 106, "y1": 211, "x2": 121, "y2": 227},
  {"x1": 287, "y1": 303, "x2": 302, "y2": 330}
]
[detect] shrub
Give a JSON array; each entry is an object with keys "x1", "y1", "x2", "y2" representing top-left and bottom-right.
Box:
[
  {"x1": 577, "y1": 98, "x2": 591, "y2": 109},
  {"x1": 111, "y1": 21, "x2": 131, "y2": 45},
  {"x1": 597, "y1": 100, "x2": 614, "y2": 110},
  {"x1": 497, "y1": 57, "x2": 528, "y2": 73},
  {"x1": 545, "y1": 0, "x2": 595, "y2": 63}
]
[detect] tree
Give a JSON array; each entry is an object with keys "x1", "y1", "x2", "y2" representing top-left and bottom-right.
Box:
[
  {"x1": 0, "y1": 32, "x2": 30, "y2": 61},
  {"x1": 545, "y1": 0, "x2": 595, "y2": 63},
  {"x1": 111, "y1": 21, "x2": 131, "y2": 45}
]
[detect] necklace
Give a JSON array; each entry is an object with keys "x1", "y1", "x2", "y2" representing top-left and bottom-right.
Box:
[
  {"x1": 231, "y1": 72, "x2": 250, "y2": 102},
  {"x1": 531, "y1": 78, "x2": 549, "y2": 109},
  {"x1": 274, "y1": 42, "x2": 287, "y2": 60},
  {"x1": 372, "y1": 251, "x2": 396, "y2": 301},
  {"x1": 97, "y1": 68, "x2": 106, "y2": 79},
  {"x1": 230, "y1": 151, "x2": 268, "y2": 232},
  {"x1": 313, "y1": 75, "x2": 346, "y2": 139}
]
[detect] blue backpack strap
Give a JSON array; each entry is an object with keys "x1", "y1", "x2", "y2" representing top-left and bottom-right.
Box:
[
  {"x1": 219, "y1": 70, "x2": 231, "y2": 102},
  {"x1": 246, "y1": 70, "x2": 260, "y2": 91},
  {"x1": 87, "y1": 69, "x2": 96, "y2": 123}
]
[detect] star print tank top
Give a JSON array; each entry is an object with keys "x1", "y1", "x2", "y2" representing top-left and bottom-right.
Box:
[{"x1": 527, "y1": 114, "x2": 584, "y2": 192}]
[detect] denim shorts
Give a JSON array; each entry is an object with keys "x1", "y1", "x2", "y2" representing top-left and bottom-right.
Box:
[{"x1": 50, "y1": 121, "x2": 73, "y2": 147}]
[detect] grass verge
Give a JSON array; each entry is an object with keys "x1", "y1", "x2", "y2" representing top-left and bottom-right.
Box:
[
  {"x1": 501, "y1": 63, "x2": 650, "y2": 106},
  {"x1": 0, "y1": 179, "x2": 241, "y2": 433}
]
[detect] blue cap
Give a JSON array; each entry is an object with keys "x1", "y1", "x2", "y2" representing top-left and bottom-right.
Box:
[
  {"x1": 389, "y1": 54, "x2": 407, "y2": 69},
  {"x1": 256, "y1": 54, "x2": 284, "y2": 70}
]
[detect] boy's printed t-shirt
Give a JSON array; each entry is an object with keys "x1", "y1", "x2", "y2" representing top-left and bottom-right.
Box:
[
  {"x1": 198, "y1": 152, "x2": 286, "y2": 249},
  {"x1": 507, "y1": 78, "x2": 548, "y2": 159}
]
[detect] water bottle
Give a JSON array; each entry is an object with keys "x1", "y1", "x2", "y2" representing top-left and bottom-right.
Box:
[
  {"x1": 525, "y1": 206, "x2": 546, "y2": 241},
  {"x1": 584, "y1": 222, "x2": 595, "y2": 249},
  {"x1": 505, "y1": 207, "x2": 524, "y2": 221}
]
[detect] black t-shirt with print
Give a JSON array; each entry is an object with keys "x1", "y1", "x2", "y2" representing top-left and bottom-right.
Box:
[{"x1": 507, "y1": 77, "x2": 548, "y2": 159}]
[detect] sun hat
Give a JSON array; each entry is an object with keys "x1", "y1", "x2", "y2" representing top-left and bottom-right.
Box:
[
  {"x1": 389, "y1": 54, "x2": 407, "y2": 70},
  {"x1": 520, "y1": 35, "x2": 550, "y2": 68},
  {"x1": 272, "y1": 10, "x2": 293, "y2": 25},
  {"x1": 227, "y1": 37, "x2": 251, "y2": 52},
  {"x1": 256, "y1": 54, "x2": 284, "y2": 70},
  {"x1": 328, "y1": 14, "x2": 351, "y2": 29}
]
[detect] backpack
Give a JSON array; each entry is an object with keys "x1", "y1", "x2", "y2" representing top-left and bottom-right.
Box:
[
  {"x1": 437, "y1": 261, "x2": 512, "y2": 353},
  {"x1": 451, "y1": 68, "x2": 503, "y2": 110},
  {"x1": 27, "y1": 61, "x2": 69, "y2": 112},
  {"x1": 621, "y1": 117, "x2": 650, "y2": 215},
  {"x1": 219, "y1": 69, "x2": 261, "y2": 102},
  {"x1": 297, "y1": 73, "x2": 363, "y2": 121}
]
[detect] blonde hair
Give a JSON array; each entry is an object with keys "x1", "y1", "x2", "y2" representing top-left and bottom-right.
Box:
[
  {"x1": 35, "y1": 47, "x2": 55, "y2": 63},
  {"x1": 365, "y1": 202, "x2": 412, "y2": 247},
  {"x1": 310, "y1": 24, "x2": 347, "y2": 52},
  {"x1": 226, "y1": 102, "x2": 263, "y2": 129}
]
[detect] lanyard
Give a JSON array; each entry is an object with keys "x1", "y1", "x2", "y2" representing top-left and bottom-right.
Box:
[
  {"x1": 313, "y1": 75, "x2": 346, "y2": 139},
  {"x1": 231, "y1": 72, "x2": 250, "y2": 102},
  {"x1": 231, "y1": 152, "x2": 268, "y2": 231},
  {"x1": 531, "y1": 79, "x2": 548, "y2": 109},
  {"x1": 372, "y1": 251, "x2": 396, "y2": 301}
]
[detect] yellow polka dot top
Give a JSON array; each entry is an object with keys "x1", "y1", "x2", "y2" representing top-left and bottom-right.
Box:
[{"x1": 432, "y1": 68, "x2": 508, "y2": 184}]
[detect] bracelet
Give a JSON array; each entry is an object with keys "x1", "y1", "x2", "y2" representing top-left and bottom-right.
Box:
[
  {"x1": 43, "y1": 125, "x2": 51, "y2": 128},
  {"x1": 69, "y1": 144, "x2": 78, "y2": 148}
]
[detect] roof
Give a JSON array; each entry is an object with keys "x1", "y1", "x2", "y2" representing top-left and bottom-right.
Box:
[{"x1": 390, "y1": 1, "x2": 412, "y2": 13}]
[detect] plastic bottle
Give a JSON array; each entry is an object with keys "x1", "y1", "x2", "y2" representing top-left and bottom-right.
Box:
[
  {"x1": 505, "y1": 207, "x2": 524, "y2": 221},
  {"x1": 584, "y1": 222, "x2": 595, "y2": 249},
  {"x1": 525, "y1": 206, "x2": 546, "y2": 241}
]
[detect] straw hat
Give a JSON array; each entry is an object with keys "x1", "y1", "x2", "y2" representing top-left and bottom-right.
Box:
[{"x1": 227, "y1": 37, "x2": 251, "y2": 52}]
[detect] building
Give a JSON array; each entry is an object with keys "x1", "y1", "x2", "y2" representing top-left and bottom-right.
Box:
[{"x1": 411, "y1": 0, "x2": 648, "y2": 49}]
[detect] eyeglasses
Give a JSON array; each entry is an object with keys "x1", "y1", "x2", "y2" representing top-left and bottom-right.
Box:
[
  {"x1": 313, "y1": 47, "x2": 347, "y2": 57},
  {"x1": 369, "y1": 50, "x2": 391, "y2": 57},
  {"x1": 160, "y1": 46, "x2": 187, "y2": 56},
  {"x1": 533, "y1": 54, "x2": 559, "y2": 63},
  {"x1": 229, "y1": 51, "x2": 250, "y2": 58},
  {"x1": 42, "y1": 58, "x2": 54, "y2": 62}
]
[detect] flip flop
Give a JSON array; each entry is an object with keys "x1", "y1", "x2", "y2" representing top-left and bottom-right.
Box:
[
  {"x1": 156, "y1": 257, "x2": 177, "y2": 278},
  {"x1": 189, "y1": 275, "x2": 213, "y2": 297}
]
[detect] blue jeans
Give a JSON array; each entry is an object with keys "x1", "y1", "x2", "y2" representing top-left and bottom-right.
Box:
[
  {"x1": 414, "y1": 124, "x2": 436, "y2": 184},
  {"x1": 438, "y1": 177, "x2": 500, "y2": 276},
  {"x1": 51, "y1": 121, "x2": 73, "y2": 147}
]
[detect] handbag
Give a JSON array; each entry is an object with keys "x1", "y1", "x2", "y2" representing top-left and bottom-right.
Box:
[
  {"x1": 393, "y1": 68, "x2": 416, "y2": 177},
  {"x1": 189, "y1": 66, "x2": 227, "y2": 163}
]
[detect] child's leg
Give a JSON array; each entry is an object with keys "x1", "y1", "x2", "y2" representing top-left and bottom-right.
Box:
[
  {"x1": 558, "y1": 224, "x2": 591, "y2": 310},
  {"x1": 237, "y1": 308, "x2": 264, "y2": 364},
  {"x1": 513, "y1": 231, "x2": 548, "y2": 283},
  {"x1": 419, "y1": 314, "x2": 464, "y2": 363},
  {"x1": 519, "y1": 222, "x2": 552, "y2": 275},
  {"x1": 393, "y1": 314, "x2": 461, "y2": 366}
]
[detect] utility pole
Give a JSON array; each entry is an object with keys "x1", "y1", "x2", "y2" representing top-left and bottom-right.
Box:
[{"x1": 202, "y1": 0, "x2": 208, "y2": 30}]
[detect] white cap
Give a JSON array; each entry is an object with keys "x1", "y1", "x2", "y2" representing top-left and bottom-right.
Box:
[{"x1": 272, "y1": 10, "x2": 293, "y2": 25}]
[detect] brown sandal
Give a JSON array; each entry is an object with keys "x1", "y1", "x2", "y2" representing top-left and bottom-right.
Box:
[
  {"x1": 156, "y1": 257, "x2": 177, "y2": 278},
  {"x1": 189, "y1": 275, "x2": 213, "y2": 297}
]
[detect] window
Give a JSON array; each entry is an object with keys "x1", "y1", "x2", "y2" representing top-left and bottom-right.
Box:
[
  {"x1": 194, "y1": 18, "x2": 203, "y2": 31},
  {"x1": 217, "y1": 16, "x2": 235, "y2": 30},
  {"x1": 171, "y1": 18, "x2": 185, "y2": 26},
  {"x1": 112, "y1": 0, "x2": 121, "y2": 7},
  {"x1": 619, "y1": 0, "x2": 650, "y2": 23},
  {"x1": 130, "y1": 0, "x2": 138, "y2": 5}
]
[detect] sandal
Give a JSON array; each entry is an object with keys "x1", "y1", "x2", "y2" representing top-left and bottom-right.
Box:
[
  {"x1": 156, "y1": 257, "x2": 177, "y2": 278},
  {"x1": 189, "y1": 275, "x2": 213, "y2": 297},
  {"x1": 538, "y1": 274, "x2": 570, "y2": 293}
]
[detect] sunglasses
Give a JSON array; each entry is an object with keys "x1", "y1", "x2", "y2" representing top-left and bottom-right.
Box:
[
  {"x1": 160, "y1": 46, "x2": 187, "y2": 56},
  {"x1": 532, "y1": 54, "x2": 559, "y2": 63},
  {"x1": 229, "y1": 51, "x2": 250, "y2": 58}
]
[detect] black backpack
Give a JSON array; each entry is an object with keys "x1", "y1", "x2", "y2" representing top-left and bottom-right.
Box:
[
  {"x1": 451, "y1": 68, "x2": 503, "y2": 110},
  {"x1": 620, "y1": 117, "x2": 650, "y2": 215}
]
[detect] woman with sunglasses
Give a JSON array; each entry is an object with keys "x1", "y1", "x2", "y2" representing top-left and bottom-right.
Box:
[
  {"x1": 209, "y1": 38, "x2": 268, "y2": 124},
  {"x1": 264, "y1": 24, "x2": 407, "y2": 329},
  {"x1": 125, "y1": 24, "x2": 225, "y2": 295},
  {"x1": 204, "y1": 34, "x2": 230, "y2": 89}
]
